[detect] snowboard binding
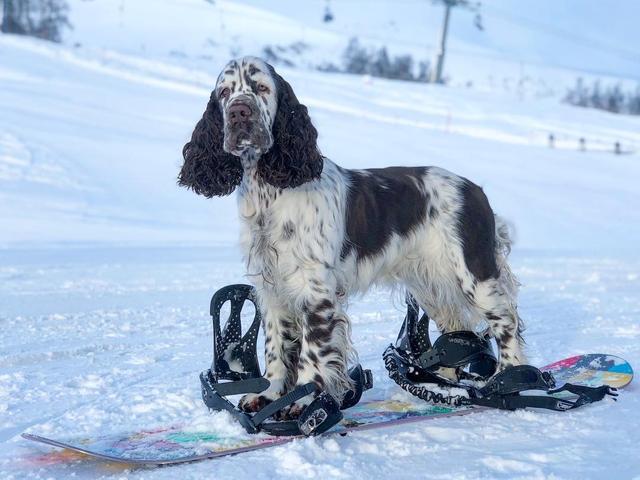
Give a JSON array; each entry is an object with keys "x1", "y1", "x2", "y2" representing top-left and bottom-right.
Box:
[
  {"x1": 383, "y1": 295, "x2": 618, "y2": 411},
  {"x1": 200, "y1": 284, "x2": 373, "y2": 437}
]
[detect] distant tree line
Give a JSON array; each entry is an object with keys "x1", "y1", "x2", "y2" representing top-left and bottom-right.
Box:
[
  {"x1": 263, "y1": 41, "x2": 311, "y2": 68},
  {"x1": 565, "y1": 78, "x2": 640, "y2": 116},
  {"x1": 321, "y1": 37, "x2": 432, "y2": 83},
  {"x1": 1, "y1": 0, "x2": 70, "y2": 42}
]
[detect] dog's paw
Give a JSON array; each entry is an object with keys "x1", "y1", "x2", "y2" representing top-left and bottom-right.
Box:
[
  {"x1": 278, "y1": 394, "x2": 314, "y2": 420},
  {"x1": 238, "y1": 379, "x2": 286, "y2": 413},
  {"x1": 238, "y1": 393, "x2": 273, "y2": 413}
]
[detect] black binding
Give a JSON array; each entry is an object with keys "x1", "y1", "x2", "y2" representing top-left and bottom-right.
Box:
[
  {"x1": 383, "y1": 294, "x2": 617, "y2": 412},
  {"x1": 298, "y1": 392, "x2": 343, "y2": 436},
  {"x1": 200, "y1": 284, "x2": 373, "y2": 436},
  {"x1": 201, "y1": 284, "x2": 615, "y2": 438},
  {"x1": 394, "y1": 294, "x2": 498, "y2": 383},
  {"x1": 209, "y1": 284, "x2": 262, "y2": 381}
]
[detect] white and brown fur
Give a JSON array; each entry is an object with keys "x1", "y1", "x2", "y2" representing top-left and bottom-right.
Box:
[{"x1": 179, "y1": 56, "x2": 526, "y2": 417}]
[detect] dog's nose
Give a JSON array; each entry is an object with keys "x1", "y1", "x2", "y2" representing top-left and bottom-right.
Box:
[{"x1": 228, "y1": 102, "x2": 252, "y2": 127}]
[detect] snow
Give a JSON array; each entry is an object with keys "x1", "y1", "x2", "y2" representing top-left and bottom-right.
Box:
[
  {"x1": 2, "y1": 249, "x2": 639, "y2": 478},
  {"x1": 2, "y1": 32, "x2": 639, "y2": 250},
  {"x1": 1, "y1": 0, "x2": 640, "y2": 478}
]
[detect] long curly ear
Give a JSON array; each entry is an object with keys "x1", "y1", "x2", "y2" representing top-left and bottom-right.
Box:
[
  {"x1": 178, "y1": 92, "x2": 243, "y2": 197},
  {"x1": 258, "y1": 66, "x2": 323, "y2": 189}
]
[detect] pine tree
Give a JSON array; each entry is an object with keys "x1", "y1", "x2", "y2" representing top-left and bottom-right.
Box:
[
  {"x1": 605, "y1": 84, "x2": 624, "y2": 114},
  {"x1": 390, "y1": 55, "x2": 414, "y2": 81},
  {"x1": 1, "y1": 0, "x2": 70, "y2": 42},
  {"x1": 343, "y1": 38, "x2": 370, "y2": 75},
  {"x1": 2, "y1": 0, "x2": 26, "y2": 34},
  {"x1": 590, "y1": 81, "x2": 603, "y2": 110},
  {"x1": 370, "y1": 47, "x2": 391, "y2": 78},
  {"x1": 632, "y1": 86, "x2": 640, "y2": 115},
  {"x1": 565, "y1": 78, "x2": 588, "y2": 107}
]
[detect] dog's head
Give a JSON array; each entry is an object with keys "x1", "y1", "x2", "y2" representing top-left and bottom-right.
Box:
[
  {"x1": 178, "y1": 57, "x2": 323, "y2": 197},
  {"x1": 217, "y1": 58, "x2": 276, "y2": 157}
]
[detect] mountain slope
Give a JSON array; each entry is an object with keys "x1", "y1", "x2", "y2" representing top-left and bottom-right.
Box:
[{"x1": 1, "y1": 28, "x2": 639, "y2": 250}]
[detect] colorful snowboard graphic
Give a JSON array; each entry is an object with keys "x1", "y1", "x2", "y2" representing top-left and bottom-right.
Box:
[{"x1": 22, "y1": 354, "x2": 633, "y2": 466}]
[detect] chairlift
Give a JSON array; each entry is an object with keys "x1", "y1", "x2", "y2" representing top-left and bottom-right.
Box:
[
  {"x1": 324, "y1": 1, "x2": 334, "y2": 23},
  {"x1": 474, "y1": 13, "x2": 483, "y2": 31}
]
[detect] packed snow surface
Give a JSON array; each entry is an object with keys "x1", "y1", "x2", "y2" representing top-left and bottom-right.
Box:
[
  {"x1": 1, "y1": 0, "x2": 640, "y2": 478},
  {"x1": 1, "y1": 248, "x2": 639, "y2": 479}
]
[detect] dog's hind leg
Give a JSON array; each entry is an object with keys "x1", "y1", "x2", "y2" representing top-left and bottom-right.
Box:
[
  {"x1": 469, "y1": 273, "x2": 526, "y2": 371},
  {"x1": 453, "y1": 180, "x2": 526, "y2": 371},
  {"x1": 467, "y1": 216, "x2": 526, "y2": 371},
  {"x1": 407, "y1": 287, "x2": 466, "y2": 382}
]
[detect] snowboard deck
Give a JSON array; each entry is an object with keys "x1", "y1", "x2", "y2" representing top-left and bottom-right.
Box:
[{"x1": 22, "y1": 353, "x2": 633, "y2": 466}]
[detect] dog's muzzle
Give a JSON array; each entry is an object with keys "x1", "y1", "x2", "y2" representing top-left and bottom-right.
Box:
[{"x1": 224, "y1": 98, "x2": 272, "y2": 156}]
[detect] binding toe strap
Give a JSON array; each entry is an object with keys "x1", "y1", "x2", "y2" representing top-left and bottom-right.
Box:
[{"x1": 252, "y1": 383, "x2": 317, "y2": 427}]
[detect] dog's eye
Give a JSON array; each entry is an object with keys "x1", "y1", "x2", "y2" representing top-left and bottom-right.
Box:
[
  {"x1": 219, "y1": 87, "x2": 230, "y2": 99},
  {"x1": 258, "y1": 84, "x2": 270, "y2": 94}
]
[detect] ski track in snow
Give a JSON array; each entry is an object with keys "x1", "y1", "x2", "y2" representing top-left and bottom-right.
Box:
[{"x1": 1, "y1": 247, "x2": 639, "y2": 479}]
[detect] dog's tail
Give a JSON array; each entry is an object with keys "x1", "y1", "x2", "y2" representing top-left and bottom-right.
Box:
[
  {"x1": 494, "y1": 215, "x2": 514, "y2": 267},
  {"x1": 494, "y1": 215, "x2": 525, "y2": 341}
]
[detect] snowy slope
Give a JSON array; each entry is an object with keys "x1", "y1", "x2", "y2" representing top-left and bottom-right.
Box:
[
  {"x1": 64, "y1": 0, "x2": 640, "y2": 89},
  {"x1": 257, "y1": 0, "x2": 640, "y2": 80},
  {"x1": 1, "y1": 1, "x2": 640, "y2": 478},
  {"x1": 1, "y1": 32, "x2": 640, "y2": 250}
]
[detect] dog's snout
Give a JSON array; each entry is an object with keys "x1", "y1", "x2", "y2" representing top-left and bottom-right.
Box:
[
  {"x1": 222, "y1": 94, "x2": 271, "y2": 154},
  {"x1": 228, "y1": 102, "x2": 252, "y2": 127}
]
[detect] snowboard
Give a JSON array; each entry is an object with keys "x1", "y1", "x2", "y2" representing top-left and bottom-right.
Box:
[{"x1": 22, "y1": 353, "x2": 633, "y2": 466}]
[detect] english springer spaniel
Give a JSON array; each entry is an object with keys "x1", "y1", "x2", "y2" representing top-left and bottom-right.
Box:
[{"x1": 179, "y1": 57, "x2": 525, "y2": 417}]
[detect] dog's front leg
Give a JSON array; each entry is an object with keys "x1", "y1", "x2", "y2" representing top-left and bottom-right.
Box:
[
  {"x1": 238, "y1": 293, "x2": 300, "y2": 412},
  {"x1": 283, "y1": 289, "x2": 354, "y2": 419}
]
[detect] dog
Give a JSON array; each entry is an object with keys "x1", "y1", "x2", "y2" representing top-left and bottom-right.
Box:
[{"x1": 179, "y1": 56, "x2": 525, "y2": 418}]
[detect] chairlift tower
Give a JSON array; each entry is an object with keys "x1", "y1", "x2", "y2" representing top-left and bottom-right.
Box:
[{"x1": 430, "y1": 0, "x2": 482, "y2": 84}]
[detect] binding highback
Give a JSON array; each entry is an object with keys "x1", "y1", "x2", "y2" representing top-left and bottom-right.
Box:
[
  {"x1": 210, "y1": 284, "x2": 262, "y2": 381},
  {"x1": 395, "y1": 294, "x2": 432, "y2": 357},
  {"x1": 392, "y1": 294, "x2": 497, "y2": 383}
]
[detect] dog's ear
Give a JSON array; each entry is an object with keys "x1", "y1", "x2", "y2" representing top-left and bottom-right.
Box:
[
  {"x1": 178, "y1": 92, "x2": 243, "y2": 197},
  {"x1": 258, "y1": 67, "x2": 323, "y2": 189}
]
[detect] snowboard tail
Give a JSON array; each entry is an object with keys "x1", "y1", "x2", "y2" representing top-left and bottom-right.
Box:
[{"x1": 21, "y1": 353, "x2": 633, "y2": 466}]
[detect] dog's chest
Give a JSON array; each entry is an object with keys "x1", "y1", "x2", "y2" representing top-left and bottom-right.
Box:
[
  {"x1": 239, "y1": 190, "x2": 339, "y2": 281},
  {"x1": 235, "y1": 164, "x2": 348, "y2": 291},
  {"x1": 237, "y1": 181, "x2": 300, "y2": 278}
]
